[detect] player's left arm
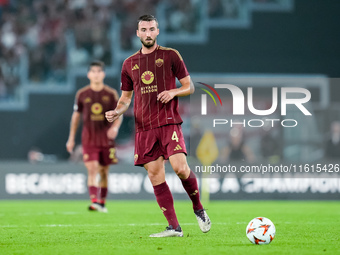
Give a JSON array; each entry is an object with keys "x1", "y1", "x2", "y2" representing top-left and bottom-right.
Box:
[{"x1": 157, "y1": 75, "x2": 195, "y2": 104}]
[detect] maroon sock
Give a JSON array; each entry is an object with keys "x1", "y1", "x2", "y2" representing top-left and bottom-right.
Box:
[
  {"x1": 153, "y1": 182, "x2": 179, "y2": 229},
  {"x1": 98, "y1": 187, "x2": 108, "y2": 205},
  {"x1": 88, "y1": 186, "x2": 98, "y2": 203},
  {"x1": 181, "y1": 170, "x2": 204, "y2": 211}
]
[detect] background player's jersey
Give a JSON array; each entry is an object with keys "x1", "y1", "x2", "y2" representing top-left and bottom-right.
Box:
[
  {"x1": 74, "y1": 85, "x2": 118, "y2": 147},
  {"x1": 121, "y1": 46, "x2": 189, "y2": 133}
]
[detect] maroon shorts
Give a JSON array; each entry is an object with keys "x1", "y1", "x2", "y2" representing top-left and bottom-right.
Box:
[
  {"x1": 134, "y1": 124, "x2": 187, "y2": 166},
  {"x1": 82, "y1": 146, "x2": 118, "y2": 166}
]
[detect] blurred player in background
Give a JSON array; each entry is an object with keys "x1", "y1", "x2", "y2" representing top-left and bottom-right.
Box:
[
  {"x1": 221, "y1": 126, "x2": 256, "y2": 163},
  {"x1": 66, "y1": 60, "x2": 122, "y2": 213},
  {"x1": 106, "y1": 15, "x2": 211, "y2": 237},
  {"x1": 325, "y1": 120, "x2": 340, "y2": 159}
]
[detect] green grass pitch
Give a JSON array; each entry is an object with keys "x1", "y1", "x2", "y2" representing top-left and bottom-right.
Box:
[{"x1": 1, "y1": 200, "x2": 339, "y2": 255}]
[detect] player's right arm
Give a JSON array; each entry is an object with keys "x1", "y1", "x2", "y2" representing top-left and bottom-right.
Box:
[
  {"x1": 66, "y1": 111, "x2": 81, "y2": 153},
  {"x1": 105, "y1": 90, "x2": 133, "y2": 123}
]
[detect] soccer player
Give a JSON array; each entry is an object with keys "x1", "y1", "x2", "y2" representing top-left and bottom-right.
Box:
[
  {"x1": 66, "y1": 60, "x2": 122, "y2": 213},
  {"x1": 105, "y1": 15, "x2": 211, "y2": 237}
]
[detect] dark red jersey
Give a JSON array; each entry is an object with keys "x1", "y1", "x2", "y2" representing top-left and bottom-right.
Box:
[
  {"x1": 74, "y1": 85, "x2": 119, "y2": 147},
  {"x1": 121, "y1": 46, "x2": 189, "y2": 132}
]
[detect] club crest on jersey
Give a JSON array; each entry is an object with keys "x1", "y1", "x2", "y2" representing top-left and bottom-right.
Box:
[
  {"x1": 155, "y1": 58, "x2": 164, "y2": 67},
  {"x1": 134, "y1": 154, "x2": 138, "y2": 162},
  {"x1": 141, "y1": 71, "x2": 154, "y2": 85}
]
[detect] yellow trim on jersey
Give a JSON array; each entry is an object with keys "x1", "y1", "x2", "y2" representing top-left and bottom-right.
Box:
[
  {"x1": 75, "y1": 85, "x2": 91, "y2": 100},
  {"x1": 158, "y1": 46, "x2": 183, "y2": 61},
  {"x1": 123, "y1": 50, "x2": 140, "y2": 63},
  {"x1": 103, "y1": 85, "x2": 119, "y2": 101}
]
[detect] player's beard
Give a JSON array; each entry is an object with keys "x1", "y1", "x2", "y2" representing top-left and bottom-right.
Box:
[{"x1": 141, "y1": 36, "x2": 156, "y2": 48}]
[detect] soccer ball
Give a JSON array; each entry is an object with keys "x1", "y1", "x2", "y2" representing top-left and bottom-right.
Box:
[{"x1": 246, "y1": 217, "x2": 275, "y2": 245}]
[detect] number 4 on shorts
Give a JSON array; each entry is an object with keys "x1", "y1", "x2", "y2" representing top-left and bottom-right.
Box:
[{"x1": 171, "y1": 131, "x2": 179, "y2": 142}]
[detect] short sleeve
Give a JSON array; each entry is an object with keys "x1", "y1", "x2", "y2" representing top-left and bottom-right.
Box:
[
  {"x1": 171, "y1": 49, "x2": 190, "y2": 81},
  {"x1": 121, "y1": 60, "x2": 134, "y2": 91},
  {"x1": 74, "y1": 91, "x2": 82, "y2": 112}
]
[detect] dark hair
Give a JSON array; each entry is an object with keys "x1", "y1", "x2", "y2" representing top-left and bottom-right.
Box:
[
  {"x1": 88, "y1": 60, "x2": 105, "y2": 71},
  {"x1": 137, "y1": 14, "x2": 158, "y2": 29}
]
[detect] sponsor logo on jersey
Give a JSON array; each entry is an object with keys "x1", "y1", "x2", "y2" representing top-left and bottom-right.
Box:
[
  {"x1": 174, "y1": 144, "x2": 183, "y2": 151},
  {"x1": 132, "y1": 64, "x2": 139, "y2": 71},
  {"x1": 141, "y1": 71, "x2": 154, "y2": 85},
  {"x1": 141, "y1": 85, "x2": 157, "y2": 94},
  {"x1": 84, "y1": 97, "x2": 92, "y2": 103},
  {"x1": 155, "y1": 58, "x2": 164, "y2": 67}
]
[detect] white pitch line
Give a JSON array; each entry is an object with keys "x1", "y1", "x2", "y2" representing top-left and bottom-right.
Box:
[
  {"x1": 0, "y1": 225, "x2": 19, "y2": 228},
  {"x1": 0, "y1": 222, "x2": 231, "y2": 228},
  {"x1": 15, "y1": 212, "x2": 81, "y2": 216},
  {"x1": 0, "y1": 222, "x2": 299, "y2": 228},
  {"x1": 43, "y1": 222, "x2": 231, "y2": 227}
]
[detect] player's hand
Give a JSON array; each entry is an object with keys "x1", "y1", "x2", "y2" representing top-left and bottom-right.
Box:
[
  {"x1": 107, "y1": 126, "x2": 118, "y2": 139},
  {"x1": 105, "y1": 110, "x2": 120, "y2": 123},
  {"x1": 157, "y1": 90, "x2": 175, "y2": 104},
  {"x1": 66, "y1": 139, "x2": 75, "y2": 154}
]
